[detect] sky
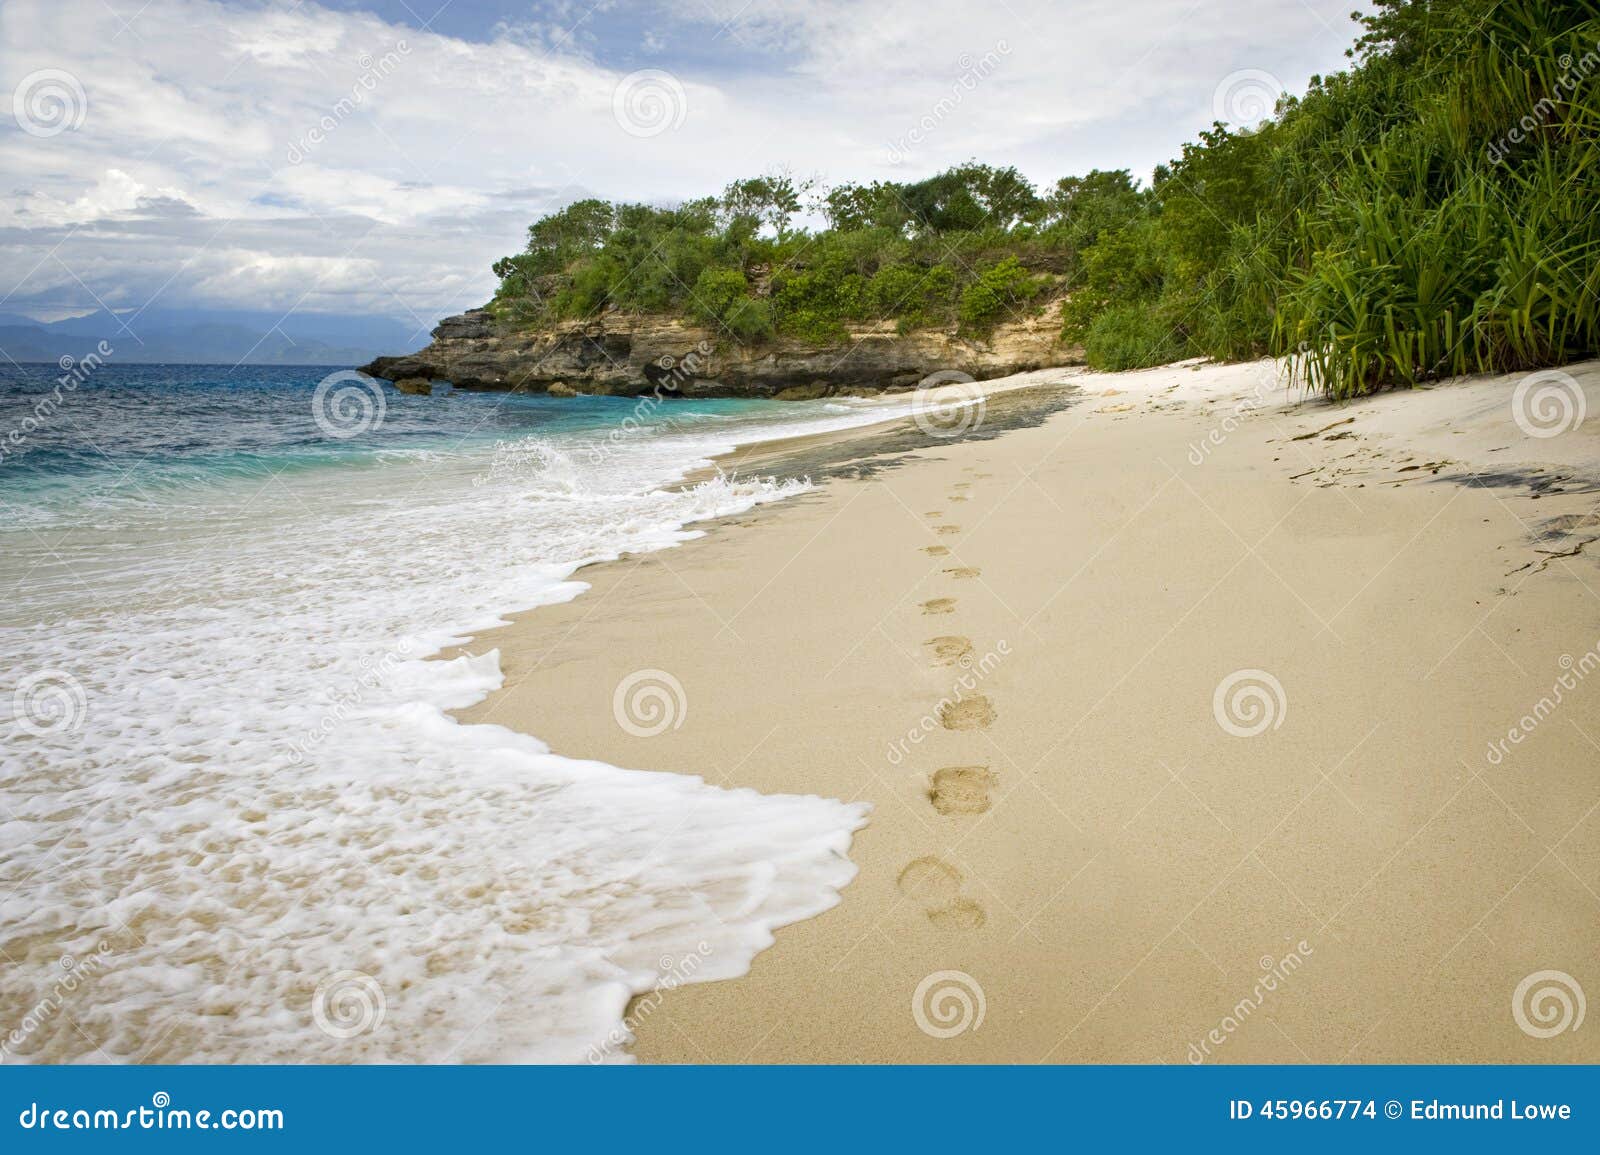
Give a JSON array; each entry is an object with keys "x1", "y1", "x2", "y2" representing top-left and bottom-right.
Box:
[{"x1": 1, "y1": 0, "x2": 1366, "y2": 342}]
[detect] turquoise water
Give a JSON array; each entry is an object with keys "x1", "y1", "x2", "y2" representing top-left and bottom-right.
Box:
[
  {"x1": 0, "y1": 363, "x2": 814, "y2": 513},
  {"x1": 0, "y1": 362, "x2": 904, "y2": 1062}
]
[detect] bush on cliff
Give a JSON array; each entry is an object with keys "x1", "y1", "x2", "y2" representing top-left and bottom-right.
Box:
[
  {"x1": 957, "y1": 257, "x2": 1046, "y2": 335},
  {"x1": 688, "y1": 268, "x2": 774, "y2": 343},
  {"x1": 488, "y1": 164, "x2": 1059, "y2": 347}
]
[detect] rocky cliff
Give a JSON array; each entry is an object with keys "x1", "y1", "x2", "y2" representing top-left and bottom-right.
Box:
[{"x1": 361, "y1": 301, "x2": 1082, "y2": 399}]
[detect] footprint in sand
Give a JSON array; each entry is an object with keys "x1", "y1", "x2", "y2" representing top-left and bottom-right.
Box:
[
  {"x1": 939, "y1": 695, "x2": 996, "y2": 731},
  {"x1": 942, "y1": 566, "x2": 980, "y2": 580},
  {"x1": 921, "y1": 597, "x2": 957, "y2": 615},
  {"x1": 935, "y1": 525, "x2": 961, "y2": 536},
  {"x1": 922, "y1": 545, "x2": 950, "y2": 557},
  {"x1": 897, "y1": 855, "x2": 962, "y2": 903},
  {"x1": 924, "y1": 636, "x2": 973, "y2": 666},
  {"x1": 949, "y1": 497, "x2": 968, "y2": 504},
  {"x1": 953, "y1": 482, "x2": 971, "y2": 491},
  {"x1": 928, "y1": 900, "x2": 986, "y2": 929},
  {"x1": 929, "y1": 766, "x2": 997, "y2": 815},
  {"x1": 896, "y1": 856, "x2": 987, "y2": 929},
  {"x1": 925, "y1": 510, "x2": 943, "y2": 519}
]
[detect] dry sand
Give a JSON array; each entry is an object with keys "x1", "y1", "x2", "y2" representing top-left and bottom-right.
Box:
[{"x1": 455, "y1": 357, "x2": 1600, "y2": 1063}]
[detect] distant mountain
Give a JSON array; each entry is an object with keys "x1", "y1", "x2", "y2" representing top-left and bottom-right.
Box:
[{"x1": 0, "y1": 309, "x2": 434, "y2": 367}]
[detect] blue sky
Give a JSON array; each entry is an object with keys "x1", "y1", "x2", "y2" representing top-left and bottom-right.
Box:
[
  {"x1": 312, "y1": 0, "x2": 789, "y2": 73},
  {"x1": 1, "y1": 0, "x2": 1366, "y2": 337}
]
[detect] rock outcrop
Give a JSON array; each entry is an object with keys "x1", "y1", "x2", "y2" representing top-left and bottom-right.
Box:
[{"x1": 361, "y1": 301, "x2": 1082, "y2": 398}]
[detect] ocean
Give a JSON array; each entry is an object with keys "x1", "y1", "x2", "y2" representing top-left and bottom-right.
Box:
[{"x1": 0, "y1": 362, "x2": 922, "y2": 1062}]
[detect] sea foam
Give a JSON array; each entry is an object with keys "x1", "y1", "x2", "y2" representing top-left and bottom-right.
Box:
[{"x1": 0, "y1": 391, "x2": 915, "y2": 1062}]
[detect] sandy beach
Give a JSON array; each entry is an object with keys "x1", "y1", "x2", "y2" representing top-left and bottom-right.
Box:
[{"x1": 455, "y1": 358, "x2": 1600, "y2": 1063}]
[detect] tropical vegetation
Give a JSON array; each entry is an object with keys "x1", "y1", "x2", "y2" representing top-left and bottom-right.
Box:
[{"x1": 488, "y1": 0, "x2": 1600, "y2": 398}]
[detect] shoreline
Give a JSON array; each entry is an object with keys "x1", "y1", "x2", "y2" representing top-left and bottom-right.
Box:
[
  {"x1": 679, "y1": 366, "x2": 1085, "y2": 486},
  {"x1": 453, "y1": 357, "x2": 1600, "y2": 1063}
]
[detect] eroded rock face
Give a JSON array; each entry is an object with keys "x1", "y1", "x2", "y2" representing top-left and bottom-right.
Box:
[{"x1": 361, "y1": 302, "x2": 1082, "y2": 398}]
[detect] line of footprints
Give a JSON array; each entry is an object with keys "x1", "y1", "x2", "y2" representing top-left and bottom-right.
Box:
[{"x1": 898, "y1": 471, "x2": 997, "y2": 930}]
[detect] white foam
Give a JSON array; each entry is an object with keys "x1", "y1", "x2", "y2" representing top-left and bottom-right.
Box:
[{"x1": 0, "y1": 401, "x2": 899, "y2": 1063}]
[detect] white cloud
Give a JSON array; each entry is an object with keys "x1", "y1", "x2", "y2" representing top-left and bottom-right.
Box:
[{"x1": 0, "y1": 0, "x2": 1362, "y2": 328}]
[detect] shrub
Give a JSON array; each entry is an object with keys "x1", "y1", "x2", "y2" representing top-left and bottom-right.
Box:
[
  {"x1": 688, "y1": 268, "x2": 773, "y2": 344},
  {"x1": 1082, "y1": 305, "x2": 1187, "y2": 370},
  {"x1": 958, "y1": 256, "x2": 1043, "y2": 333},
  {"x1": 867, "y1": 264, "x2": 957, "y2": 330}
]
